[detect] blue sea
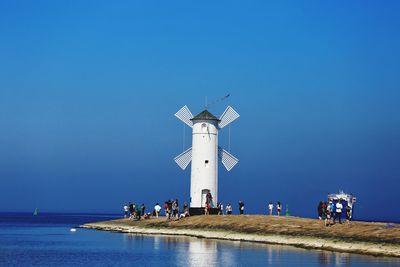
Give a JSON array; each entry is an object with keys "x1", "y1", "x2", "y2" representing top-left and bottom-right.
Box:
[{"x1": 0, "y1": 213, "x2": 399, "y2": 266}]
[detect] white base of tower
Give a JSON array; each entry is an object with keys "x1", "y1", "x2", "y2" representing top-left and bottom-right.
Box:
[{"x1": 189, "y1": 207, "x2": 220, "y2": 216}]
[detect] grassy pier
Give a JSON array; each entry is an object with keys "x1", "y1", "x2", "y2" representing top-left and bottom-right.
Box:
[{"x1": 82, "y1": 215, "x2": 400, "y2": 258}]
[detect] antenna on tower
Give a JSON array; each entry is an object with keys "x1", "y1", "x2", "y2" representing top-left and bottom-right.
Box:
[
  {"x1": 205, "y1": 93, "x2": 233, "y2": 151},
  {"x1": 206, "y1": 93, "x2": 230, "y2": 110},
  {"x1": 182, "y1": 124, "x2": 186, "y2": 151},
  {"x1": 228, "y1": 124, "x2": 231, "y2": 152}
]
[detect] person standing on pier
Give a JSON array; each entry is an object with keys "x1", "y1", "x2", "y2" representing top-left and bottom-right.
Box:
[
  {"x1": 154, "y1": 203, "x2": 161, "y2": 218},
  {"x1": 129, "y1": 203, "x2": 134, "y2": 219},
  {"x1": 326, "y1": 201, "x2": 332, "y2": 226},
  {"x1": 329, "y1": 200, "x2": 335, "y2": 221},
  {"x1": 183, "y1": 202, "x2": 189, "y2": 215},
  {"x1": 239, "y1": 200, "x2": 245, "y2": 215},
  {"x1": 268, "y1": 202, "x2": 273, "y2": 215},
  {"x1": 206, "y1": 192, "x2": 214, "y2": 208},
  {"x1": 276, "y1": 202, "x2": 282, "y2": 216},
  {"x1": 317, "y1": 201, "x2": 323, "y2": 220},
  {"x1": 226, "y1": 203, "x2": 232, "y2": 215},
  {"x1": 204, "y1": 202, "x2": 210, "y2": 215},
  {"x1": 141, "y1": 203, "x2": 145, "y2": 217},
  {"x1": 123, "y1": 204, "x2": 129, "y2": 218},
  {"x1": 172, "y1": 199, "x2": 179, "y2": 219},
  {"x1": 346, "y1": 204, "x2": 352, "y2": 224},
  {"x1": 334, "y1": 199, "x2": 343, "y2": 224}
]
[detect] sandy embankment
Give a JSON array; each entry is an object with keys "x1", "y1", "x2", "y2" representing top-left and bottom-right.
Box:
[{"x1": 81, "y1": 215, "x2": 400, "y2": 258}]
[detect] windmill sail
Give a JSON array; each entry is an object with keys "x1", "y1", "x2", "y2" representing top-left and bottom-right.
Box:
[
  {"x1": 218, "y1": 146, "x2": 239, "y2": 171},
  {"x1": 219, "y1": 106, "x2": 240, "y2": 129},
  {"x1": 175, "y1": 105, "x2": 194, "y2": 128},
  {"x1": 174, "y1": 147, "x2": 192, "y2": 170}
]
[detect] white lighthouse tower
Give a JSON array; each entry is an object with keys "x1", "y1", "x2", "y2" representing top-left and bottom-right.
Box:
[{"x1": 174, "y1": 105, "x2": 240, "y2": 213}]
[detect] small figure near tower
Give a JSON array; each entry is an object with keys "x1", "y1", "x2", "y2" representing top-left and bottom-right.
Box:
[{"x1": 174, "y1": 104, "x2": 240, "y2": 215}]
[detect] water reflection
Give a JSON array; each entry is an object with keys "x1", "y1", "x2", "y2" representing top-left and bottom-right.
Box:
[
  {"x1": 267, "y1": 245, "x2": 283, "y2": 265},
  {"x1": 186, "y1": 238, "x2": 218, "y2": 266},
  {"x1": 318, "y1": 250, "x2": 331, "y2": 265},
  {"x1": 120, "y1": 233, "x2": 400, "y2": 266},
  {"x1": 153, "y1": 235, "x2": 160, "y2": 251},
  {"x1": 336, "y1": 252, "x2": 351, "y2": 266},
  {"x1": 318, "y1": 251, "x2": 352, "y2": 266}
]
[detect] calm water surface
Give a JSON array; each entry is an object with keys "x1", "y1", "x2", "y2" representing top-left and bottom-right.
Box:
[{"x1": 0, "y1": 213, "x2": 399, "y2": 266}]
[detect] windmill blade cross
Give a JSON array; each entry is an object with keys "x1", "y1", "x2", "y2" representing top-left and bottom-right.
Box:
[
  {"x1": 174, "y1": 147, "x2": 192, "y2": 170},
  {"x1": 218, "y1": 146, "x2": 239, "y2": 171},
  {"x1": 175, "y1": 105, "x2": 193, "y2": 128},
  {"x1": 219, "y1": 106, "x2": 240, "y2": 129}
]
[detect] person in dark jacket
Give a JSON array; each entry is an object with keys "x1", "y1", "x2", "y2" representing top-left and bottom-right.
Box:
[
  {"x1": 238, "y1": 200, "x2": 245, "y2": 215},
  {"x1": 318, "y1": 201, "x2": 323, "y2": 220},
  {"x1": 141, "y1": 203, "x2": 146, "y2": 217},
  {"x1": 346, "y1": 204, "x2": 352, "y2": 224},
  {"x1": 129, "y1": 203, "x2": 134, "y2": 219}
]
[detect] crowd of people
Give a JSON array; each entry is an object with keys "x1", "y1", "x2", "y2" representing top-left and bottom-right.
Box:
[
  {"x1": 123, "y1": 199, "x2": 190, "y2": 221},
  {"x1": 123, "y1": 203, "x2": 146, "y2": 220},
  {"x1": 317, "y1": 199, "x2": 352, "y2": 226},
  {"x1": 124, "y1": 196, "x2": 287, "y2": 220},
  {"x1": 123, "y1": 196, "x2": 355, "y2": 228},
  {"x1": 202, "y1": 193, "x2": 284, "y2": 216},
  {"x1": 267, "y1": 201, "x2": 282, "y2": 216},
  {"x1": 163, "y1": 199, "x2": 190, "y2": 219}
]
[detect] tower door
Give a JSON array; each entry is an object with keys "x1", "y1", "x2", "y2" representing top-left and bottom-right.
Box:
[{"x1": 201, "y1": 189, "x2": 210, "y2": 207}]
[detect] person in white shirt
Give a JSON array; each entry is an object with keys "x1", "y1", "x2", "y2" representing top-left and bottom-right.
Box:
[
  {"x1": 154, "y1": 203, "x2": 161, "y2": 218},
  {"x1": 334, "y1": 199, "x2": 343, "y2": 224},
  {"x1": 268, "y1": 202, "x2": 273, "y2": 215},
  {"x1": 226, "y1": 204, "x2": 232, "y2": 215},
  {"x1": 123, "y1": 204, "x2": 129, "y2": 218}
]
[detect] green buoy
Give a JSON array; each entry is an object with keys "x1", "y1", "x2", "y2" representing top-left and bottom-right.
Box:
[{"x1": 285, "y1": 204, "x2": 290, "y2": 225}]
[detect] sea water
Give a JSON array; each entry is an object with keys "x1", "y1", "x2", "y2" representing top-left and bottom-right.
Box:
[{"x1": 0, "y1": 213, "x2": 399, "y2": 266}]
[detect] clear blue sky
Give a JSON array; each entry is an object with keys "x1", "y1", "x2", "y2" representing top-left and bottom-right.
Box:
[{"x1": 1, "y1": 1, "x2": 399, "y2": 221}]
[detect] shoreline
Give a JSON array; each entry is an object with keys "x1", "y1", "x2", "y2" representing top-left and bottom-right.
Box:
[{"x1": 81, "y1": 216, "x2": 400, "y2": 258}]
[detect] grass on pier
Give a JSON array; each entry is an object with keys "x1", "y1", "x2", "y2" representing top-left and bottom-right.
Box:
[{"x1": 96, "y1": 215, "x2": 400, "y2": 245}]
